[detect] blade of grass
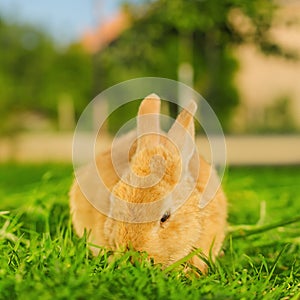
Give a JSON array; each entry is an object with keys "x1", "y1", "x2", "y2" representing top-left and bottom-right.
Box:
[
  {"x1": 290, "y1": 291, "x2": 300, "y2": 300},
  {"x1": 163, "y1": 248, "x2": 203, "y2": 273},
  {"x1": 265, "y1": 244, "x2": 290, "y2": 284},
  {"x1": 228, "y1": 215, "x2": 300, "y2": 239},
  {"x1": 0, "y1": 211, "x2": 10, "y2": 215}
]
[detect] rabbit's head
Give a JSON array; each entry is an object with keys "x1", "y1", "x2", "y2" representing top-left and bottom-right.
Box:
[{"x1": 104, "y1": 94, "x2": 205, "y2": 267}]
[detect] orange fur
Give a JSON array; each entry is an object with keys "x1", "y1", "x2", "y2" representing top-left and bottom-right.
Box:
[{"x1": 70, "y1": 94, "x2": 227, "y2": 273}]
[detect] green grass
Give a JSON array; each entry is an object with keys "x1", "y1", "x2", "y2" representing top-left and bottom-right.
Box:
[{"x1": 0, "y1": 163, "x2": 299, "y2": 299}]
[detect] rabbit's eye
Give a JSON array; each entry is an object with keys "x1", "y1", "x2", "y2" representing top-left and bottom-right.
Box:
[{"x1": 160, "y1": 211, "x2": 171, "y2": 224}]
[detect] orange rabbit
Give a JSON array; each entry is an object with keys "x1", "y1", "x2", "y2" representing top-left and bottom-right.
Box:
[{"x1": 70, "y1": 94, "x2": 227, "y2": 273}]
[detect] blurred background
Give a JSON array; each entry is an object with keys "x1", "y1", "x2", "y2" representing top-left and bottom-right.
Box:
[{"x1": 0, "y1": 0, "x2": 299, "y2": 164}]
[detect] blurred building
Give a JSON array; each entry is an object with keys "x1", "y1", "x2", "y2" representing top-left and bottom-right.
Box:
[
  {"x1": 81, "y1": 11, "x2": 130, "y2": 53},
  {"x1": 233, "y1": 1, "x2": 300, "y2": 132}
]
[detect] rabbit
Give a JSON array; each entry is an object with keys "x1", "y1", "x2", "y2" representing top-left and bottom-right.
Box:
[{"x1": 70, "y1": 93, "x2": 227, "y2": 273}]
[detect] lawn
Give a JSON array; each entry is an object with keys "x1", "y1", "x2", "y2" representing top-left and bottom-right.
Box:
[{"x1": 0, "y1": 163, "x2": 299, "y2": 299}]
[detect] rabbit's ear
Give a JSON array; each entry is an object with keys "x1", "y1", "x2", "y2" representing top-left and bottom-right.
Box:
[
  {"x1": 137, "y1": 93, "x2": 161, "y2": 149},
  {"x1": 167, "y1": 101, "x2": 197, "y2": 169}
]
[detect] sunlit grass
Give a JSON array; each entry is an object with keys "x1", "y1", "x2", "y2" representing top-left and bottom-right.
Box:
[{"x1": 0, "y1": 164, "x2": 299, "y2": 299}]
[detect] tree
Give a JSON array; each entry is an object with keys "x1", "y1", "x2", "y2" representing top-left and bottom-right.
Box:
[
  {"x1": 94, "y1": 0, "x2": 295, "y2": 132},
  {"x1": 0, "y1": 18, "x2": 92, "y2": 133}
]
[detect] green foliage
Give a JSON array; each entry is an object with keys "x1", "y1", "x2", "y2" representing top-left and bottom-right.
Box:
[
  {"x1": 95, "y1": 0, "x2": 289, "y2": 132},
  {"x1": 0, "y1": 164, "x2": 300, "y2": 299},
  {"x1": 107, "y1": 99, "x2": 142, "y2": 133},
  {"x1": 0, "y1": 18, "x2": 92, "y2": 134},
  {"x1": 260, "y1": 96, "x2": 297, "y2": 133}
]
